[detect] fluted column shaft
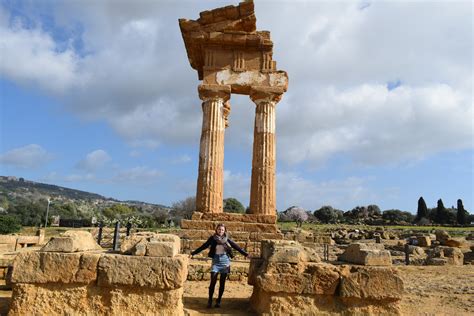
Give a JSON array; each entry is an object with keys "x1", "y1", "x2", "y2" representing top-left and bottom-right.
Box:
[
  {"x1": 249, "y1": 89, "x2": 282, "y2": 215},
  {"x1": 196, "y1": 85, "x2": 231, "y2": 213}
]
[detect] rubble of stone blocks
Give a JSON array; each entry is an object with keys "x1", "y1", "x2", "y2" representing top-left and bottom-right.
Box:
[
  {"x1": 8, "y1": 231, "x2": 188, "y2": 316},
  {"x1": 338, "y1": 242, "x2": 392, "y2": 266},
  {"x1": 179, "y1": 212, "x2": 282, "y2": 258},
  {"x1": 248, "y1": 240, "x2": 404, "y2": 315},
  {"x1": 120, "y1": 232, "x2": 181, "y2": 257},
  {"x1": 426, "y1": 246, "x2": 464, "y2": 266},
  {"x1": 281, "y1": 230, "x2": 335, "y2": 245},
  {"x1": 0, "y1": 229, "x2": 45, "y2": 252}
]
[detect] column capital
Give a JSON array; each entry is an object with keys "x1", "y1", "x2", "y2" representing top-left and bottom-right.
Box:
[
  {"x1": 198, "y1": 84, "x2": 231, "y2": 102},
  {"x1": 250, "y1": 86, "x2": 285, "y2": 104}
]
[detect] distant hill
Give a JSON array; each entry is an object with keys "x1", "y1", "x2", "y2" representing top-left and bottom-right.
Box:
[{"x1": 0, "y1": 175, "x2": 169, "y2": 212}]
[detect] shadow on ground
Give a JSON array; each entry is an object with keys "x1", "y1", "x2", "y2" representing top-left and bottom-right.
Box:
[
  {"x1": 0, "y1": 296, "x2": 11, "y2": 316},
  {"x1": 184, "y1": 297, "x2": 256, "y2": 315}
]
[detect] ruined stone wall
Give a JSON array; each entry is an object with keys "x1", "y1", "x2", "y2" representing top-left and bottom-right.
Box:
[
  {"x1": 8, "y1": 231, "x2": 188, "y2": 316},
  {"x1": 248, "y1": 240, "x2": 404, "y2": 315},
  {"x1": 179, "y1": 212, "x2": 282, "y2": 258}
]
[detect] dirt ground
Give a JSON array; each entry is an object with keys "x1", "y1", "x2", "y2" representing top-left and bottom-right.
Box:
[
  {"x1": 1, "y1": 265, "x2": 473, "y2": 316},
  {"x1": 183, "y1": 265, "x2": 474, "y2": 315}
]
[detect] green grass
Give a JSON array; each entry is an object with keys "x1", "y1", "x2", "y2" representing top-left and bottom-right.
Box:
[
  {"x1": 18, "y1": 223, "x2": 473, "y2": 238},
  {"x1": 277, "y1": 222, "x2": 474, "y2": 234}
]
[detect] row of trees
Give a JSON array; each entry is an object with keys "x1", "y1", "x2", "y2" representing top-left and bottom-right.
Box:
[
  {"x1": 415, "y1": 197, "x2": 471, "y2": 225},
  {"x1": 1, "y1": 194, "x2": 471, "y2": 233},
  {"x1": 279, "y1": 198, "x2": 472, "y2": 226}
]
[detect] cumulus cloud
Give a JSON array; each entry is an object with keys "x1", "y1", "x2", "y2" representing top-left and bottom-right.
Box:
[
  {"x1": 223, "y1": 170, "x2": 251, "y2": 206},
  {"x1": 0, "y1": 144, "x2": 53, "y2": 169},
  {"x1": 172, "y1": 154, "x2": 192, "y2": 164},
  {"x1": 76, "y1": 149, "x2": 111, "y2": 171},
  {"x1": 278, "y1": 83, "x2": 472, "y2": 167},
  {"x1": 0, "y1": 9, "x2": 79, "y2": 94},
  {"x1": 113, "y1": 166, "x2": 161, "y2": 183},
  {"x1": 276, "y1": 172, "x2": 376, "y2": 211},
  {"x1": 0, "y1": 0, "x2": 472, "y2": 169},
  {"x1": 223, "y1": 170, "x2": 380, "y2": 211}
]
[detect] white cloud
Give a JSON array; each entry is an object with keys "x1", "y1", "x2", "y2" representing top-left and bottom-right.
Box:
[
  {"x1": 0, "y1": 0, "x2": 472, "y2": 170},
  {"x1": 172, "y1": 154, "x2": 192, "y2": 164},
  {"x1": 223, "y1": 170, "x2": 251, "y2": 206},
  {"x1": 0, "y1": 10, "x2": 79, "y2": 94},
  {"x1": 0, "y1": 144, "x2": 53, "y2": 169},
  {"x1": 113, "y1": 166, "x2": 161, "y2": 183},
  {"x1": 278, "y1": 83, "x2": 472, "y2": 167},
  {"x1": 276, "y1": 172, "x2": 376, "y2": 211},
  {"x1": 64, "y1": 173, "x2": 96, "y2": 182},
  {"x1": 222, "y1": 170, "x2": 379, "y2": 211},
  {"x1": 76, "y1": 149, "x2": 111, "y2": 171}
]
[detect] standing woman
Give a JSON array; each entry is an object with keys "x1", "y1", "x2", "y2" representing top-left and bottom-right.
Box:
[{"x1": 190, "y1": 223, "x2": 249, "y2": 308}]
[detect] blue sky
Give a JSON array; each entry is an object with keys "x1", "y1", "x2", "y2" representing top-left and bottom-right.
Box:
[{"x1": 0, "y1": 0, "x2": 472, "y2": 213}]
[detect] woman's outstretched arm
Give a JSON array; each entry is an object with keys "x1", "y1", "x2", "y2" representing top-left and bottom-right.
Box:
[
  {"x1": 191, "y1": 236, "x2": 212, "y2": 256},
  {"x1": 228, "y1": 239, "x2": 249, "y2": 257}
]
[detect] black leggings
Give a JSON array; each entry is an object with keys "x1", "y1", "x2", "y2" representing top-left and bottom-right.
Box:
[{"x1": 209, "y1": 272, "x2": 227, "y2": 303}]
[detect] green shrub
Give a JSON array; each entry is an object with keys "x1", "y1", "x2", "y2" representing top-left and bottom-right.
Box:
[{"x1": 0, "y1": 215, "x2": 22, "y2": 234}]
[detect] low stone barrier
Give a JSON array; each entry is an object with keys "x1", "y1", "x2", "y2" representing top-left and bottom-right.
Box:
[
  {"x1": 187, "y1": 260, "x2": 249, "y2": 281},
  {"x1": 0, "y1": 229, "x2": 45, "y2": 252},
  {"x1": 338, "y1": 242, "x2": 392, "y2": 266},
  {"x1": 249, "y1": 240, "x2": 404, "y2": 315},
  {"x1": 8, "y1": 231, "x2": 188, "y2": 316}
]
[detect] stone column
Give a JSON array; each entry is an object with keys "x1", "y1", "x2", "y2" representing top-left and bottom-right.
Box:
[
  {"x1": 249, "y1": 88, "x2": 283, "y2": 215},
  {"x1": 196, "y1": 84, "x2": 231, "y2": 213}
]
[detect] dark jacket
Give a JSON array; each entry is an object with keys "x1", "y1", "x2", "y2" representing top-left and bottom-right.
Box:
[{"x1": 191, "y1": 235, "x2": 248, "y2": 258}]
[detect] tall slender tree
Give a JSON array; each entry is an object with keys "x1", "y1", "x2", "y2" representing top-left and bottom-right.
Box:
[
  {"x1": 416, "y1": 196, "x2": 429, "y2": 222},
  {"x1": 456, "y1": 199, "x2": 468, "y2": 225},
  {"x1": 435, "y1": 199, "x2": 448, "y2": 224}
]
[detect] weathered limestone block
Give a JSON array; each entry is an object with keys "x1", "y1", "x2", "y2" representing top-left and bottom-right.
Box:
[
  {"x1": 0, "y1": 235, "x2": 18, "y2": 244},
  {"x1": 120, "y1": 233, "x2": 180, "y2": 257},
  {"x1": 426, "y1": 246, "x2": 464, "y2": 265},
  {"x1": 338, "y1": 243, "x2": 392, "y2": 266},
  {"x1": 406, "y1": 245, "x2": 426, "y2": 259},
  {"x1": 41, "y1": 230, "x2": 102, "y2": 252},
  {"x1": 435, "y1": 230, "x2": 450, "y2": 244},
  {"x1": 416, "y1": 236, "x2": 431, "y2": 247},
  {"x1": 313, "y1": 235, "x2": 335, "y2": 245},
  {"x1": 339, "y1": 266, "x2": 404, "y2": 300},
  {"x1": 256, "y1": 263, "x2": 341, "y2": 295},
  {"x1": 180, "y1": 219, "x2": 216, "y2": 230},
  {"x1": 249, "y1": 240, "x2": 404, "y2": 315},
  {"x1": 11, "y1": 251, "x2": 100, "y2": 284},
  {"x1": 251, "y1": 232, "x2": 284, "y2": 241},
  {"x1": 444, "y1": 238, "x2": 467, "y2": 248},
  {"x1": 199, "y1": 212, "x2": 277, "y2": 224},
  {"x1": 146, "y1": 242, "x2": 178, "y2": 257},
  {"x1": 0, "y1": 243, "x2": 15, "y2": 252},
  {"x1": 177, "y1": 229, "x2": 204, "y2": 239},
  {"x1": 261, "y1": 240, "x2": 321, "y2": 263},
  {"x1": 97, "y1": 254, "x2": 188, "y2": 289},
  {"x1": 8, "y1": 283, "x2": 184, "y2": 316}
]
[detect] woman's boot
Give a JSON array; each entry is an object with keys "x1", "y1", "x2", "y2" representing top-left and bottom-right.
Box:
[
  {"x1": 215, "y1": 273, "x2": 227, "y2": 307},
  {"x1": 208, "y1": 272, "x2": 218, "y2": 308}
]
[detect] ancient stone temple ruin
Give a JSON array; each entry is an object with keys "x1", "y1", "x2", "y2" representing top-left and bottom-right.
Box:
[{"x1": 179, "y1": 0, "x2": 288, "y2": 252}]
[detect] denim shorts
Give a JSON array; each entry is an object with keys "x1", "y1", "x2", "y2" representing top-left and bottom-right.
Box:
[{"x1": 211, "y1": 254, "x2": 230, "y2": 273}]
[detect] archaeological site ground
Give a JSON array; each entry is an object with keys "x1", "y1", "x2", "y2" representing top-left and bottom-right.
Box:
[{"x1": 0, "y1": 1, "x2": 473, "y2": 316}]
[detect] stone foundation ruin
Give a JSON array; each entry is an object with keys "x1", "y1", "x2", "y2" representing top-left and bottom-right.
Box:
[
  {"x1": 8, "y1": 231, "x2": 188, "y2": 316},
  {"x1": 248, "y1": 240, "x2": 404, "y2": 315}
]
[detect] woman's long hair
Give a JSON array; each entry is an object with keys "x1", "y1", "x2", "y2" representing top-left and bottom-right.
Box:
[{"x1": 215, "y1": 223, "x2": 227, "y2": 234}]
